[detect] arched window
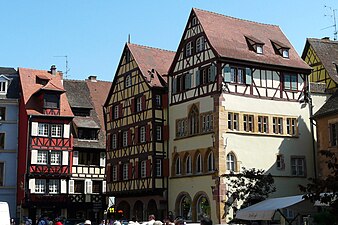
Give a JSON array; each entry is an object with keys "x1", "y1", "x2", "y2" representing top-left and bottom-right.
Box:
[
  {"x1": 186, "y1": 156, "x2": 192, "y2": 175},
  {"x1": 189, "y1": 105, "x2": 199, "y2": 135},
  {"x1": 125, "y1": 74, "x2": 132, "y2": 87},
  {"x1": 196, "y1": 153, "x2": 202, "y2": 173},
  {"x1": 180, "y1": 195, "x2": 192, "y2": 221},
  {"x1": 175, "y1": 157, "x2": 181, "y2": 175},
  {"x1": 226, "y1": 153, "x2": 237, "y2": 172},
  {"x1": 207, "y1": 152, "x2": 214, "y2": 172},
  {"x1": 196, "y1": 195, "x2": 210, "y2": 218}
]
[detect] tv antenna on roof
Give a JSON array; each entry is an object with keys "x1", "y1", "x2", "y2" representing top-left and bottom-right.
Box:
[
  {"x1": 53, "y1": 55, "x2": 70, "y2": 78},
  {"x1": 322, "y1": 5, "x2": 337, "y2": 40}
]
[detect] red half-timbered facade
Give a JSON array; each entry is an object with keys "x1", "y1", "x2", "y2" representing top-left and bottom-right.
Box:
[
  {"x1": 17, "y1": 66, "x2": 74, "y2": 222},
  {"x1": 104, "y1": 43, "x2": 175, "y2": 220}
]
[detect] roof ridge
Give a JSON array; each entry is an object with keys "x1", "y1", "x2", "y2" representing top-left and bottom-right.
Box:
[
  {"x1": 193, "y1": 8, "x2": 279, "y2": 27},
  {"x1": 127, "y1": 42, "x2": 175, "y2": 53},
  {"x1": 64, "y1": 78, "x2": 112, "y2": 83},
  {"x1": 308, "y1": 38, "x2": 338, "y2": 44}
]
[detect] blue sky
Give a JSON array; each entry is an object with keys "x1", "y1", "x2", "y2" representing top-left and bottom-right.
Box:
[{"x1": 0, "y1": 0, "x2": 337, "y2": 81}]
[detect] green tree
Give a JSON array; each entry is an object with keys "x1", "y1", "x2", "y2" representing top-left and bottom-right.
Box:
[
  {"x1": 299, "y1": 150, "x2": 338, "y2": 224},
  {"x1": 221, "y1": 167, "x2": 276, "y2": 216}
]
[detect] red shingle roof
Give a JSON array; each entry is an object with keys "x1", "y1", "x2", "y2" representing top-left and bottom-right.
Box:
[
  {"x1": 193, "y1": 8, "x2": 311, "y2": 71},
  {"x1": 19, "y1": 67, "x2": 73, "y2": 116},
  {"x1": 127, "y1": 43, "x2": 175, "y2": 87}
]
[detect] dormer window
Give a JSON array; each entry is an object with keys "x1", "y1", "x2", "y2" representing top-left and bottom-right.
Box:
[
  {"x1": 0, "y1": 75, "x2": 10, "y2": 95},
  {"x1": 271, "y1": 40, "x2": 290, "y2": 58},
  {"x1": 245, "y1": 36, "x2": 264, "y2": 55},
  {"x1": 44, "y1": 93, "x2": 60, "y2": 109}
]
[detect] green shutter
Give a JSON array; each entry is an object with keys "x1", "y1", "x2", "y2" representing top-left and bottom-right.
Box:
[
  {"x1": 185, "y1": 73, "x2": 191, "y2": 89},
  {"x1": 223, "y1": 64, "x2": 231, "y2": 82},
  {"x1": 195, "y1": 70, "x2": 200, "y2": 86},
  {"x1": 245, "y1": 68, "x2": 252, "y2": 85},
  {"x1": 172, "y1": 78, "x2": 177, "y2": 93}
]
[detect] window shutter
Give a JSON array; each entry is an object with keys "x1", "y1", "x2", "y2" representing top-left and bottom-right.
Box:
[
  {"x1": 329, "y1": 124, "x2": 333, "y2": 146},
  {"x1": 245, "y1": 68, "x2": 252, "y2": 85},
  {"x1": 142, "y1": 95, "x2": 146, "y2": 111},
  {"x1": 162, "y1": 94, "x2": 168, "y2": 109},
  {"x1": 62, "y1": 151, "x2": 69, "y2": 165},
  {"x1": 134, "y1": 127, "x2": 139, "y2": 144},
  {"x1": 73, "y1": 151, "x2": 78, "y2": 166},
  {"x1": 119, "y1": 103, "x2": 123, "y2": 118},
  {"x1": 118, "y1": 164, "x2": 122, "y2": 181},
  {"x1": 163, "y1": 158, "x2": 169, "y2": 177},
  {"x1": 31, "y1": 122, "x2": 38, "y2": 136},
  {"x1": 109, "y1": 107, "x2": 113, "y2": 121},
  {"x1": 128, "y1": 163, "x2": 133, "y2": 179},
  {"x1": 185, "y1": 74, "x2": 191, "y2": 89},
  {"x1": 31, "y1": 150, "x2": 38, "y2": 164},
  {"x1": 163, "y1": 125, "x2": 169, "y2": 141},
  {"x1": 130, "y1": 99, "x2": 135, "y2": 113},
  {"x1": 172, "y1": 78, "x2": 177, "y2": 94},
  {"x1": 146, "y1": 159, "x2": 151, "y2": 177},
  {"x1": 106, "y1": 164, "x2": 111, "y2": 182},
  {"x1": 100, "y1": 152, "x2": 106, "y2": 167},
  {"x1": 102, "y1": 181, "x2": 106, "y2": 194},
  {"x1": 223, "y1": 64, "x2": 231, "y2": 82},
  {"x1": 195, "y1": 70, "x2": 200, "y2": 86},
  {"x1": 146, "y1": 124, "x2": 151, "y2": 142},
  {"x1": 210, "y1": 64, "x2": 217, "y2": 82},
  {"x1": 128, "y1": 130, "x2": 132, "y2": 146},
  {"x1": 29, "y1": 178, "x2": 35, "y2": 193},
  {"x1": 134, "y1": 161, "x2": 139, "y2": 179},
  {"x1": 63, "y1": 124, "x2": 70, "y2": 138},
  {"x1": 61, "y1": 179, "x2": 67, "y2": 194},
  {"x1": 107, "y1": 134, "x2": 111, "y2": 149},
  {"x1": 69, "y1": 179, "x2": 74, "y2": 194}
]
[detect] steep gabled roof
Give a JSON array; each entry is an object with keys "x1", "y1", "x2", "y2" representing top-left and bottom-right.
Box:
[
  {"x1": 0, "y1": 67, "x2": 17, "y2": 75},
  {"x1": 63, "y1": 80, "x2": 93, "y2": 109},
  {"x1": 18, "y1": 67, "x2": 73, "y2": 116},
  {"x1": 302, "y1": 38, "x2": 338, "y2": 83},
  {"x1": 127, "y1": 43, "x2": 175, "y2": 87},
  {"x1": 191, "y1": 8, "x2": 310, "y2": 71}
]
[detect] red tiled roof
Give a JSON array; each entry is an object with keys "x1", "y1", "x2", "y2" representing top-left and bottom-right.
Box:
[
  {"x1": 193, "y1": 8, "x2": 311, "y2": 71},
  {"x1": 18, "y1": 67, "x2": 73, "y2": 116},
  {"x1": 127, "y1": 43, "x2": 176, "y2": 87}
]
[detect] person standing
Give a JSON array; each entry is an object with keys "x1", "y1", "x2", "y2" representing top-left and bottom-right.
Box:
[{"x1": 147, "y1": 215, "x2": 155, "y2": 225}]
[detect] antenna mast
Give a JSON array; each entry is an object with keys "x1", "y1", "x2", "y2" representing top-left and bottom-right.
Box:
[
  {"x1": 323, "y1": 5, "x2": 337, "y2": 40},
  {"x1": 53, "y1": 55, "x2": 70, "y2": 78}
]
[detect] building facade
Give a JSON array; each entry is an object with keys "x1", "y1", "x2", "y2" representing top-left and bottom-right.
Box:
[
  {"x1": 0, "y1": 67, "x2": 19, "y2": 218},
  {"x1": 104, "y1": 43, "x2": 174, "y2": 221},
  {"x1": 63, "y1": 76, "x2": 111, "y2": 224},
  {"x1": 168, "y1": 8, "x2": 315, "y2": 223},
  {"x1": 17, "y1": 66, "x2": 73, "y2": 222}
]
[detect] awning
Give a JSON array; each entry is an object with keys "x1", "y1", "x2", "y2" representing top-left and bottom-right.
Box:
[
  {"x1": 236, "y1": 195, "x2": 304, "y2": 220},
  {"x1": 73, "y1": 117, "x2": 100, "y2": 129}
]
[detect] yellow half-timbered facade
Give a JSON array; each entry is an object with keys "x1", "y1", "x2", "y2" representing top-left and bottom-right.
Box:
[
  {"x1": 104, "y1": 43, "x2": 175, "y2": 220},
  {"x1": 168, "y1": 8, "x2": 315, "y2": 223},
  {"x1": 302, "y1": 38, "x2": 338, "y2": 91}
]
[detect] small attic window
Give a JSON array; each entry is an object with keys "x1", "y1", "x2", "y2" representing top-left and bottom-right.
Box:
[
  {"x1": 245, "y1": 36, "x2": 264, "y2": 54},
  {"x1": 282, "y1": 49, "x2": 289, "y2": 58},
  {"x1": 256, "y1": 45, "x2": 263, "y2": 54},
  {"x1": 191, "y1": 16, "x2": 197, "y2": 26}
]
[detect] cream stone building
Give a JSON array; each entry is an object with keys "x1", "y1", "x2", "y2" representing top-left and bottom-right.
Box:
[{"x1": 168, "y1": 8, "x2": 315, "y2": 224}]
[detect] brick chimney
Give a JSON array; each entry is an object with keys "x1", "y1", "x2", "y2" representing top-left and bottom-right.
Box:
[{"x1": 88, "y1": 75, "x2": 97, "y2": 82}]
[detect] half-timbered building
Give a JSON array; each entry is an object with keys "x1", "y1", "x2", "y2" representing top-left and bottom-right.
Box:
[
  {"x1": 63, "y1": 76, "x2": 111, "y2": 224},
  {"x1": 168, "y1": 8, "x2": 314, "y2": 223},
  {"x1": 104, "y1": 43, "x2": 175, "y2": 220},
  {"x1": 302, "y1": 38, "x2": 338, "y2": 92},
  {"x1": 17, "y1": 66, "x2": 73, "y2": 221}
]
